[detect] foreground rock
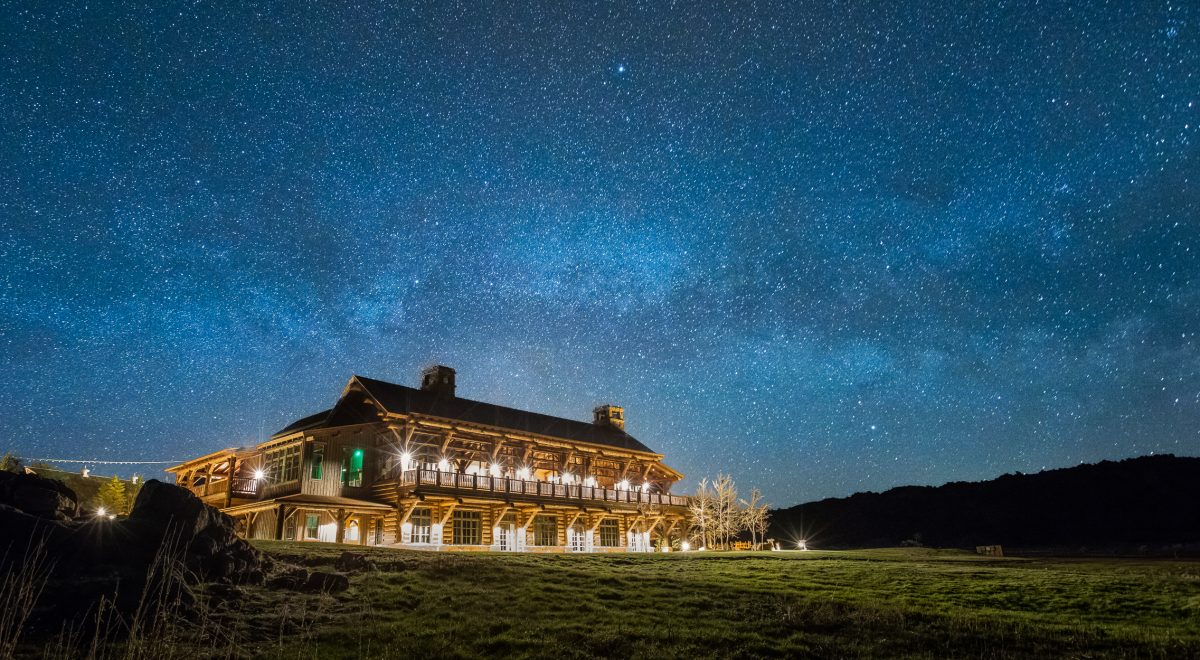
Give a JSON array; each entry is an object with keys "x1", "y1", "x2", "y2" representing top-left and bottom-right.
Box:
[
  {"x1": 123, "y1": 479, "x2": 267, "y2": 584},
  {"x1": 0, "y1": 470, "x2": 79, "y2": 521},
  {"x1": 0, "y1": 476, "x2": 268, "y2": 621}
]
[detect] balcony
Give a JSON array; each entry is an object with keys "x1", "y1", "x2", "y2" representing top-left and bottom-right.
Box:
[
  {"x1": 229, "y1": 477, "x2": 261, "y2": 498},
  {"x1": 398, "y1": 470, "x2": 690, "y2": 508}
]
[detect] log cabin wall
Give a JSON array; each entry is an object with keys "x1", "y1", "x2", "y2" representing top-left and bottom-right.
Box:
[{"x1": 247, "y1": 508, "x2": 278, "y2": 541}]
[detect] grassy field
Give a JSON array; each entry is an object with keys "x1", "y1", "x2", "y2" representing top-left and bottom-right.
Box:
[{"x1": 183, "y1": 543, "x2": 1200, "y2": 659}]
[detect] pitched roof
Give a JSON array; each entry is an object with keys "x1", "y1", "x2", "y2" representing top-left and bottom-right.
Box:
[
  {"x1": 274, "y1": 408, "x2": 332, "y2": 436},
  {"x1": 352, "y1": 375, "x2": 658, "y2": 454}
]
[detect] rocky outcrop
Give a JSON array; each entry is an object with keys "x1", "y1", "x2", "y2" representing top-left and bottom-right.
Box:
[
  {"x1": 0, "y1": 470, "x2": 79, "y2": 521},
  {"x1": 123, "y1": 479, "x2": 266, "y2": 584},
  {"x1": 0, "y1": 477, "x2": 268, "y2": 621}
]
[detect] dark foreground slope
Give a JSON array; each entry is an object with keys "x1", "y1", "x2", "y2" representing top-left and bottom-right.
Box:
[{"x1": 770, "y1": 455, "x2": 1200, "y2": 552}]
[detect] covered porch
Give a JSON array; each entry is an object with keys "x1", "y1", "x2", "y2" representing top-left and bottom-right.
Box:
[
  {"x1": 389, "y1": 495, "x2": 687, "y2": 553},
  {"x1": 224, "y1": 494, "x2": 394, "y2": 546}
]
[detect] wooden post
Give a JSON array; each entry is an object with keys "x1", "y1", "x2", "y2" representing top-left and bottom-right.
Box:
[
  {"x1": 396, "y1": 501, "x2": 418, "y2": 542},
  {"x1": 275, "y1": 504, "x2": 287, "y2": 540},
  {"x1": 663, "y1": 518, "x2": 680, "y2": 546},
  {"x1": 359, "y1": 515, "x2": 369, "y2": 546},
  {"x1": 224, "y1": 455, "x2": 238, "y2": 508},
  {"x1": 335, "y1": 508, "x2": 346, "y2": 544}
]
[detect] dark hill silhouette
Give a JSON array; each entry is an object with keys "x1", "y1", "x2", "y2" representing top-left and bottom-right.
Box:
[{"x1": 769, "y1": 455, "x2": 1200, "y2": 553}]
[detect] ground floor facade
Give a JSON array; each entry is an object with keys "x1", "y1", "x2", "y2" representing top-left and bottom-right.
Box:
[{"x1": 225, "y1": 493, "x2": 685, "y2": 553}]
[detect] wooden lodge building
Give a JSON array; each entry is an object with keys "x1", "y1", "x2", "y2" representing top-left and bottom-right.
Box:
[{"x1": 166, "y1": 366, "x2": 690, "y2": 552}]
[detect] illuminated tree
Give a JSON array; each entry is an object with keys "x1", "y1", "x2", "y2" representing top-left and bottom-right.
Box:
[
  {"x1": 712, "y1": 473, "x2": 739, "y2": 550},
  {"x1": 97, "y1": 475, "x2": 127, "y2": 514},
  {"x1": 0, "y1": 452, "x2": 21, "y2": 473},
  {"x1": 740, "y1": 487, "x2": 771, "y2": 550},
  {"x1": 688, "y1": 477, "x2": 716, "y2": 549}
]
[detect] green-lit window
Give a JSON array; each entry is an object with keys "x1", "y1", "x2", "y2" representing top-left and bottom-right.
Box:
[
  {"x1": 452, "y1": 510, "x2": 481, "y2": 545},
  {"x1": 534, "y1": 514, "x2": 558, "y2": 546},
  {"x1": 343, "y1": 447, "x2": 364, "y2": 487},
  {"x1": 599, "y1": 519, "x2": 620, "y2": 547},
  {"x1": 310, "y1": 443, "x2": 325, "y2": 480},
  {"x1": 304, "y1": 514, "x2": 319, "y2": 540}
]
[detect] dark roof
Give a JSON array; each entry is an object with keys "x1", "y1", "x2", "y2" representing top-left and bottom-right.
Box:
[
  {"x1": 274, "y1": 408, "x2": 332, "y2": 436},
  {"x1": 353, "y1": 375, "x2": 658, "y2": 454}
]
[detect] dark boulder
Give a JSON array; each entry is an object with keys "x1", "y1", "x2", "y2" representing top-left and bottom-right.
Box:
[
  {"x1": 265, "y1": 565, "x2": 310, "y2": 590},
  {"x1": 122, "y1": 479, "x2": 267, "y2": 584},
  {"x1": 0, "y1": 470, "x2": 79, "y2": 521},
  {"x1": 303, "y1": 571, "x2": 350, "y2": 593},
  {"x1": 335, "y1": 551, "x2": 376, "y2": 573}
]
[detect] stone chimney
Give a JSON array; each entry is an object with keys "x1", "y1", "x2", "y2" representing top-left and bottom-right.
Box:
[
  {"x1": 593, "y1": 404, "x2": 625, "y2": 431},
  {"x1": 420, "y1": 365, "x2": 456, "y2": 398}
]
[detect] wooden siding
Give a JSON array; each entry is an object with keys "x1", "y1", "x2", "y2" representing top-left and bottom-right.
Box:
[{"x1": 300, "y1": 425, "x2": 379, "y2": 498}]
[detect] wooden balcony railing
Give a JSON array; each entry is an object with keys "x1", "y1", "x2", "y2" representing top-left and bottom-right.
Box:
[
  {"x1": 398, "y1": 470, "x2": 690, "y2": 507},
  {"x1": 229, "y1": 477, "x2": 260, "y2": 498}
]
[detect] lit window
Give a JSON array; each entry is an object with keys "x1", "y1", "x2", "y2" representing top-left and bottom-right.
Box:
[
  {"x1": 343, "y1": 448, "x2": 364, "y2": 487},
  {"x1": 304, "y1": 513, "x2": 319, "y2": 540},
  {"x1": 599, "y1": 519, "x2": 620, "y2": 547},
  {"x1": 310, "y1": 443, "x2": 325, "y2": 480},
  {"x1": 452, "y1": 510, "x2": 481, "y2": 545},
  {"x1": 534, "y1": 514, "x2": 558, "y2": 546}
]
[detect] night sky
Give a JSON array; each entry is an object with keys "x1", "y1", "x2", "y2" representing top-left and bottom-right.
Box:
[{"x1": 2, "y1": 1, "x2": 1197, "y2": 506}]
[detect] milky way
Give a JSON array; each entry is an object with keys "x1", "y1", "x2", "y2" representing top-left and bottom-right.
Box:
[{"x1": 1, "y1": 1, "x2": 1197, "y2": 505}]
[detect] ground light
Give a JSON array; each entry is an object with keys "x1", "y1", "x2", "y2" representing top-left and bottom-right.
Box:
[
  {"x1": 96, "y1": 506, "x2": 107, "y2": 517},
  {"x1": 681, "y1": 541, "x2": 691, "y2": 551},
  {"x1": 798, "y1": 539, "x2": 808, "y2": 551}
]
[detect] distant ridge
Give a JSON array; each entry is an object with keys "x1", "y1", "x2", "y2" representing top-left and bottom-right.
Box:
[{"x1": 770, "y1": 455, "x2": 1200, "y2": 553}]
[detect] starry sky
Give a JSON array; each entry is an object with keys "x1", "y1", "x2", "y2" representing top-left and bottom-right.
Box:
[{"x1": 2, "y1": 1, "x2": 1197, "y2": 506}]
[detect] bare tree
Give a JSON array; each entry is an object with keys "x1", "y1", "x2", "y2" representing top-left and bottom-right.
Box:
[
  {"x1": 740, "y1": 487, "x2": 771, "y2": 550},
  {"x1": 688, "y1": 478, "x2": 715, "y2": 549},
  {"x1": 712, "y1": 473, "x2": 739, "y2": 550}
]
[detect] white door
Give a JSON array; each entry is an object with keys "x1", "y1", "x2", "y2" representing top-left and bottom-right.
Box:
[{"x1": 498, "y1": 523, "x2": 516, "y2": 551}]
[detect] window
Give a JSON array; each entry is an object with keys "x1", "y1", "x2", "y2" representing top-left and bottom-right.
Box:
[
  {"x1": 310, "y1": 443, "x2": 325, "y2": 480},
  {"x1": 342, "y1": 447, "x2": 364, "y2": 487},
  {"x1": 284, "y1": 514, "x2": 296, "y2": 541},
  {"x1": 304, "y1": 514, "x2": 319, "y2": 540},
  {"x1": 534, "y1": 514, "x2": 558, "y2": 546},
  {"x1": 410, "y1": 508, "x2": 432, "y2": 544},
  {"x1": 264, "y1": 444, "x2": 301, "y2": 483},
  {"x1": 599, "y1": 519, "x2": 620, "y2": 547},
  {"x1": 373, "y1": 519, "x2": 383, "y2": 545},
  {"x1": 452, "y1": 510, "x2": 481, "y2": 545}
]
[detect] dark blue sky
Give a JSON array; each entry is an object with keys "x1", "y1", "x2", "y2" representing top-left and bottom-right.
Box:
[{"x1": 2, "y1": 1, "x2": 1196, "y2": 505}]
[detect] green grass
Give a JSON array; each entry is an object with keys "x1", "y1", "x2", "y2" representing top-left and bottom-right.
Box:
[{"x1": 195, "y1": 543, "x2": 1200, "y2": 659}]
